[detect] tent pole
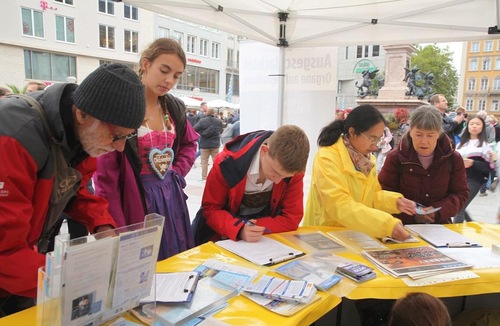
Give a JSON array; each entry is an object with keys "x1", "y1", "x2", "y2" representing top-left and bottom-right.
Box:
[
  {"x1": 277, "y1": 47, "x2": 285, "y2": 126},
  {"x1": 277, "y1": 12, "x2": 289, "y2": 127},
  {"x1": 497, "y1": 0, "x2": 500, "y2": 27}
]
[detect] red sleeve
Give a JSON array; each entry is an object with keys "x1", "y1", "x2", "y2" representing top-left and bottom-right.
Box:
[
  {"x1": 0, "y1": 138, "x2": 46, "y2": 298},
  {"x1": 432, "y1": 153, "x2": 470, "y2": 223},
  {"x1": 202, "y1": 161, "x2": 242, "y2": 240},
  {"x1": 254, "y1": 173, "x2": 304, "y2": 233},
  {"x1": 65, "y1": 157, "x2": 117, "y2": 233},
  {"x1": 202, "y1": 162, "x2": 304, "y2": 240}
]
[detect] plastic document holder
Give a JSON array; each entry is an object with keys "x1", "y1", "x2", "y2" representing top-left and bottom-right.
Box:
[{"x1": 37, "y1": 213, "x2": 164, "y2": 326}]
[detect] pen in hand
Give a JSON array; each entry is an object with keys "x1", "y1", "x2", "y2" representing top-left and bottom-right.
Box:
[
  {"x1": 243, "y1": 219, "x2": 271, "y2": 234},
  {"x1": 237, "y1": 219, "x2": 271, "y2": 242}
]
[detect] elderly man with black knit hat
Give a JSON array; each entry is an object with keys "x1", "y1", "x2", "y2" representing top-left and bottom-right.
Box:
[{"x1": 0, "y1": 63, "x2": 146, "y2": 316}]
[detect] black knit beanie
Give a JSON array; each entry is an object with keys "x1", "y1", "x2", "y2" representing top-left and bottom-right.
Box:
[{"x1": 73, "y1": 63, "x2": 145, "y2": 129}]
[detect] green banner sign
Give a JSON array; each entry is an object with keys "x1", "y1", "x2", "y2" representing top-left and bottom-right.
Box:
[{"x1": 353, "y1": 59, "x2": 378, "y2": 74}]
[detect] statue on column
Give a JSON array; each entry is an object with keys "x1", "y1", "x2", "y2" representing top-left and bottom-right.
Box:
[
  {"x1": 404, "y1": 66, "x2": 434, "y2": 100},
  {"x1": 356, "y1": 69, "x2": 380, "y2": 98}
]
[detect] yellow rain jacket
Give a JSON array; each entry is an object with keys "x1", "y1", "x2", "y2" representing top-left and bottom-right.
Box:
[{"x1": 304, "y1": 139, "x2": 403, "y2": 238}]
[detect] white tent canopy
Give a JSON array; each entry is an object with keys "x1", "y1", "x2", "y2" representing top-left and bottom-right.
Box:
[
  {"x1": 207, "y1": 99, "x2": 240, "y2": 109},
  {"x1": 178, "y1": 96, "x2": 202, "y2": 107},
  {"x1": 127, "y1": 0, "x2": 500, "y2": 126},
  {"x1": 125, "y1": 0, "x2": 500, "y2": 47}
]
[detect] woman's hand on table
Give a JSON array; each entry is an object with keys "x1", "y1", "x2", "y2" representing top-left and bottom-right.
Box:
[{"x1": 391, "y1": 223, "x2": 410, "y2": 241}]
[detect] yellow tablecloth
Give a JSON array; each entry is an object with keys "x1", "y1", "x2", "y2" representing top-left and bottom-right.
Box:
[
  {"x1": 1, "y1": 222, "x2": 499, "y2": 325},
  {"x1": 154, "y1": 239, "x2": 341, "y2": 326},
  {"x1": 276, "y1": 223, "x2": 500, "y2": 300}
]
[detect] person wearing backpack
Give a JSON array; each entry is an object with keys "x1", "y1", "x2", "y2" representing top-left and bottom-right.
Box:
[
  {"x1": 0, "y1": 63, "x2": 146, "y2": 316},
  {"x1": 379, "y1": 105, "x2": 469, "y2": 224}
]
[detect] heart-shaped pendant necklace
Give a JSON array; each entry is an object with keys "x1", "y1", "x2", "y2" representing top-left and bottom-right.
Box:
[
  {"x1": 149, "y1": 147, "x2": 174, "y2": 179},
  {"x1": 145, "y1": 107, "x2": 174, "y2": 180}
]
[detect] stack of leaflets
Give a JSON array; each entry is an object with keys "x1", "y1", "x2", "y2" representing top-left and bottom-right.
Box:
[
  {"x1": 362, "y1": 246, "x2": 473, "y2": 279},
  {"x1": 243, "y1": 275, "x2": 317, "y2": 304},
  {"x1": 336, "y1": 262, "x2": 377, "y2": 283},
  {"x1": 274, "y1": 252, "x2": 344, "y2": 291},
  {"x1": 141, "y1": 260, "x2": 258, "y2": 326}
]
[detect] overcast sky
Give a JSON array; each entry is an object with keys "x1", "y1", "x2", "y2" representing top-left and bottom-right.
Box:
[{"x1": 436, "y1": 42, "x2": 464, "y2": 71}]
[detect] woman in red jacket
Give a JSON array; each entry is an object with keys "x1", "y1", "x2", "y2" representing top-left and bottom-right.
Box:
[{"x1": 379, "y1": 105, "x2": 469, "y2": 224}]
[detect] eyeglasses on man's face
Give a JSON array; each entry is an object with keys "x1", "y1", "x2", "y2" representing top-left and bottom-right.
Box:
[
  {"x1": 360, "y1": 132, "x2": 383, "y2": 144},
  {"x1": 105, "y1": 123, "x2": 137, "y2": 142}
]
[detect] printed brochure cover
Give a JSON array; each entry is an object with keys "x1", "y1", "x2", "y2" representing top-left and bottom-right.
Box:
[{"x1": 362, "y1": 246, "x2": 472, "y2": 277}]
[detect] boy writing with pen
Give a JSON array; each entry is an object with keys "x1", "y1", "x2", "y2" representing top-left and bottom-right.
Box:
[{"x1": 192, "y1": 125, "x2": 310, "y2": 244}]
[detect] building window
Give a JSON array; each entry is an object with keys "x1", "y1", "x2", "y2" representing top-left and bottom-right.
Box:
[
  {"x1": 478, "y1": 99, "x2": 486, "y2": 110},
  {"x1": 494, "y1": 77, "x2": 500, "y2": 90},
  {"x1": 471, "y1": 42, "x2": 479, "y2": 52},
  {"x1": 492, "y1": 100, "x2": 499, "y2": 111},
  {"x1": 227, "y1": 48, "x2": 234, "y2": 67},
  {"x1": 199, "y1": 39, "x2": 208, "y2": 57},
  {"x1": 124, "y1": 30, "x2": 138, "y2": 53},
  {"x1": 24, "y1": 49, "x2": 76, "y2": 82},
  {"x1": 337, "y1": 81, "x2": 342, "y2": 93},
  {"x1": 356, "y1": 45, "x2": 362, "y2": 58},
  {"x1": 21, "y1": 8, "x2": 44, "y2": 38},
  {"x1": 212, "y1": 42, "x2": 220, "y2": 59},
  {"x1": 172, "y1": 31, "x2": 183, "y2": 46},
  {"x1": 99, "y1": 60, "x2": 136, "y2": 71},
  {"x1": 495, "y1": 57, "x2": 500, "y2": 70},
  {"x1": 55, "y1": 15, "x2": 75, "y2": 43},
  {"x1": 158, "y1": 27, "x2": 169, "y2": 38},
  {"x1": 466, "y1": 99, "x2": 474, "y2": 111},
  {"x1": 225, "y1": 73, "x2": 239, "y2": 96},
  {"x1": 98, "y1": 0, "x2": 114, "y2": 15},
  {"x1": 468, "y1": 77, "x2": 476, "y2": 91},
  {"x1": 372, "y1": 45, "x2": 380, "y2": 57},
  {"x1": 469, "y1": 58, "x2": 478, "y2": 71},
  {"x1": 177, "y1": 65, "x2": 219, "y2": 94},
  {"x1": 345, "y1": 47, "x2": 349, "y2": 59},
  {"x1": 483, "y1": 58, "x2": 491, "y2": 70},
  {"x1": 99, "y1": 25, "x2": 115, "y2": 49},
  {"x1": 186, "y1": 35, "x2": 196, "y2": 54},
  {"x1": 55, "y1": 0, "x2": 74, "y2": 4},
  {"x1": 481, "y1": 77, "x2": 489, "y2": 90},
  {"x1": 124, "y1": 4, "x2": 138, "y2": 20},
  {"x1": 484, "y1": 41, "x2": 493, "y2": 52},
  {"x1": 364, "y1": 45, "x2": 369, "y2": 57}
]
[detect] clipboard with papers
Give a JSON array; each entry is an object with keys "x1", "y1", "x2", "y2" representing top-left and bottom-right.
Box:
[
  {"x1": 141, "y1": 272, "x2": 200, "y2": 304},
  {"x1": 215, "y1": 237, "x2": 305, "y2": 266},
  {"x1": 405, "y1": 224, "x2": 482, "y2": 248}
]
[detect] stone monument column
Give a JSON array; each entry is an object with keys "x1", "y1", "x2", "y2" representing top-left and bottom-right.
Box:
[
  {"x1": 357, "y1": 43, "x2": 426, "y2": 114},
  {"x1": 377, "y1": 44, "x2": 415, "y2": 100}
]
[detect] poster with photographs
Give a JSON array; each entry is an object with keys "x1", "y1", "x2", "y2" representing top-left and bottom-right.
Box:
[{"x1": 61, "y1": 236, "x2": 116, "y2": 325}]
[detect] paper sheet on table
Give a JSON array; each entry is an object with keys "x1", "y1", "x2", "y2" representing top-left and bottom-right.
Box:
[
  {"x1": 402, "y1": 270, "x2": 479, "y2": 286},
  {"x1": 438, "y1": 247, "x2": 500, "y2": 269},
  {"x1": 406, "y1": 224, "x2": 481, "y2": 248},
  {"x1": 216, "y1": 237, "x2": 304, "y2": 266}
]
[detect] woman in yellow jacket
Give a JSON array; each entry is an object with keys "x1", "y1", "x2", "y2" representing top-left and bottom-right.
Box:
[{"x1": 304, "y1": 105, "x2": 415, "y2": 241}]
